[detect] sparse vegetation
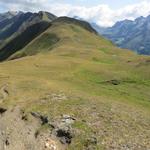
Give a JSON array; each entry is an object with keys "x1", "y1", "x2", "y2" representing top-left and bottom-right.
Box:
[{"x1": 0, "y1": 14, "x2": 149, "y2": 150}]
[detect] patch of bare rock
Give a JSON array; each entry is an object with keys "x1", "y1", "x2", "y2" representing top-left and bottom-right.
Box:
[{"x1": 0, "y1": 107, "x2": 75, "y2": 150}]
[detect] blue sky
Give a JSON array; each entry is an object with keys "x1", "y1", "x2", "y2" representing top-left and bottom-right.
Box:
[{"x1": 0, "y1": 0, "x2": 150, "y2": 26}]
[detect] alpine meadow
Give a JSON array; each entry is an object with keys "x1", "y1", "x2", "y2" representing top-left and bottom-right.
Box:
[{"x1": 0, "y1": 3, "x2": 150, "y2": 150}]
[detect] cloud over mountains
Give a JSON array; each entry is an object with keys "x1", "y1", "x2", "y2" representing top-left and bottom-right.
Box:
[{"x1": 1, "y1": 0, "x2": 150, "y2": 26}]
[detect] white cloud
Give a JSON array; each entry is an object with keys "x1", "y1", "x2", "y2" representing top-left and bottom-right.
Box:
[
  {"x1": 1, "y1": 0, "x2": 150, "y2": 26},
  {"x1": 46, "y1": 1, "x2": 150, "y2": 27}
]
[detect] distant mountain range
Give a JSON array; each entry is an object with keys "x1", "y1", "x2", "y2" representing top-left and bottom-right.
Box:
[
  {"x1": 0, "y1": 11, "x2": 56, "y2": 41},
  {"x1": 96, "y1": 16, "x2": 150, "y2": 55},
  {"x1": 0, "y1": 11, "x2": 57, "y2": 61},
  {"x1": 0, "y1": 11, "x2": 20, "y2": 22}
]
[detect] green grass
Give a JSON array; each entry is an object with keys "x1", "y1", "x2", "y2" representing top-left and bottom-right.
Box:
[
  {"x1": 17, "y1": 33, "x2": 60, "y2": 56},
  {"x1": 0, "y1": 19, "x2": 150, "y2": 149}
]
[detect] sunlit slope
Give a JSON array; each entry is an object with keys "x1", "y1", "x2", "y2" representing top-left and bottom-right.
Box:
[
  {"x1": 0, "y1": 53, "x2": 150, "y2": 149},
  {"x1": 0, "y1": 17, "x2": 150, "y2": 149},
  {"x1": 3, "y1": 17, "x2": 150, "y2": 111},
  {"x1": 10, "y1": 17, "x2": 134, "y2": 60}
]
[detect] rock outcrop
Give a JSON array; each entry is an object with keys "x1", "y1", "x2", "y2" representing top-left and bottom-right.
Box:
[{"x1": 0, "y1": 107, "x2": 75, "y2": 150}]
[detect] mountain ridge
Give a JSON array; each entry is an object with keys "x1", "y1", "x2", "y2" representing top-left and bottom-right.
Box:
[
  {"x1": 0, "y1": 14, "x2": 99, "y2": 61},
  {"x1": 0, "y1": 11, "x2": 57, "y2": 61},
  {"x1": 98, "y1": 15, "x2": 150, "y2": 55}
]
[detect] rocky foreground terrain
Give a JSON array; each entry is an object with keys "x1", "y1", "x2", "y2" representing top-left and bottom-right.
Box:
[
  {"x1": 0, "y1": 91, "x2": 150, "y2": 150},
  {"x1": 0, "y1": 107, "x2": 72, "y2": 150}
]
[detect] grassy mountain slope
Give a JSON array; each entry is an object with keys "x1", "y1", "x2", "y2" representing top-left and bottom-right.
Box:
[
  {"x1": 10, "y1": 17, "x2": 132, "y2": 60},
  {"x1": 0, "y1": 17, "x2": 150, "y2": 149}
]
